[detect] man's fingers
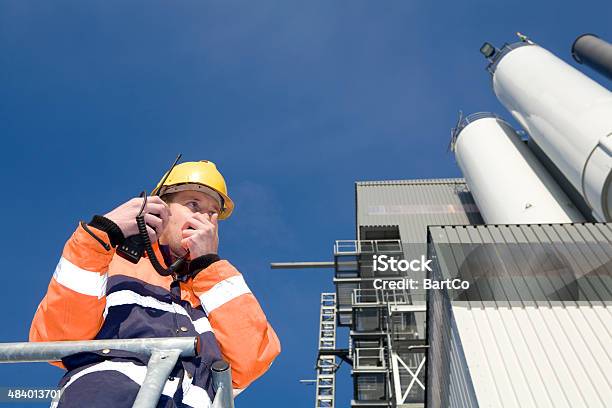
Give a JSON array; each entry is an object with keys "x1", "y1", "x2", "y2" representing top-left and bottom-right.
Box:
[
  {"x1": 145, "y1": 202, "x2": 171, "y2": 220},
  {"x1": 145, "y1": 203, "x2": 171, "y2": 233},
  {"x1": 106, "y1": 196, "x2": 171, "y2": 239},
  {"x1": 146, "y1": 196, "x2": 169, "y2": 208},
  {"x1": 210, "y1": 213, "x2": 218, "y2": 227},
  {"x1": 146, "y1": 225, "x2": 158, "y2": 243},
  {"x1": 180, "y1": 237, "x2": 191, "y2": 250},
  {"x1": 191, "y1": 212, "x2": 217, "y2": 227},
  {"x1": 144, "y1": 213, "x2": 163, "y2": 235},
  {"x1": 182, "y1": 217, "x2": 207, "y2": 231},
  {"x1": 191, "y1": 212, "x2": 209, "y2": 224},
  {"x1": 181, "y1": 229, "x2": 197, "y2": 238}
]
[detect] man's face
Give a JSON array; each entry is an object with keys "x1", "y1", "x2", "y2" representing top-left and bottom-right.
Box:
[{"x1": 159, "y1": 190, "x2": 221, "y2": 258}]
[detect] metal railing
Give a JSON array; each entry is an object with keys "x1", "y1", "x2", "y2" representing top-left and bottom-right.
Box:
[
  {"x1": 353, "y1": 347, "x2": 386, "y2": 370},
  {"x1": 211, "y1": 360, "x2": 234, "y2": 408},
  {"x1": 449, "y1": 111, "x2": 513, "y2": 151},
  {"x1": 382, "y1": 305, "x2": 427, "y2": 405},
  {"x1": 486, "y1": 40, "x2": 533, "y2": 74},
  {"x1": 352, "y1": 288, "x2": 384, "y2": 305},
  {"x1": 334, "y1": 240, "x2": 402, "y2": 256},
  {"x1": 352, "y1": 288, "x2": 427, "y2": 307},
  {"x1": 0, "y1": 338, "x2": 234, "y2": 408}
]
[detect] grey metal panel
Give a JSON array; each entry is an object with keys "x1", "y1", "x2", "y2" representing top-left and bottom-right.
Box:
[
  {"x1": 353, "y1": 178, "x2": 483, "y2": 407},
  {"x1": 428, "y1": 223, "x2": 612, "y2": 306},
  {"x1": 449, "y1": 304, "x2": 612, "y2": 408},
  {"x1": 427, "y1": 223, "x2": 612, "y2": 408},
  {"x1": 426, "y1": 243, "x2": 479, "y2": 408},
  {"x1": 356, "y1": 179, "x2": 483, "y2": 246}
]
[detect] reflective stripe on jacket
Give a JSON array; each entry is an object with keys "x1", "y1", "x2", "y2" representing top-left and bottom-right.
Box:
[{"x1": 29, "y1": 224, "x2": 281, "y2": 407}]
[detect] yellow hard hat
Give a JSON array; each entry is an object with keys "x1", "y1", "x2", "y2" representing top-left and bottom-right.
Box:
[{"x1": 152, "y1": 160, "x2": 234, "y2": 219}]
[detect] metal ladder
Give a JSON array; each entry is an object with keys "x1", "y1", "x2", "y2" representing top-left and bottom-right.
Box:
[
  {"x1": 315, "y1": 293, "x2": 337, "y2": 408},
  {"x1": 0, "y1": 337, "x2": 234, "y2": 408}
]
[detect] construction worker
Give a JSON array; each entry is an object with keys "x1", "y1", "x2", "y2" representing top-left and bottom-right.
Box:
[{"x1": 29, "y1": 160, "x2": 281, "y2": 407}]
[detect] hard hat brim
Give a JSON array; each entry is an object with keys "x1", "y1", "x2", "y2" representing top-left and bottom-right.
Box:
[{"x1": 153, "y1": 182, "x2": 234, "y2": 219}]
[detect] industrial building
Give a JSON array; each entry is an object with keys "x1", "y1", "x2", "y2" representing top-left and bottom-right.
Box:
[{"x1": 304, "y1": 33, "x2": 612, "y2": 407}]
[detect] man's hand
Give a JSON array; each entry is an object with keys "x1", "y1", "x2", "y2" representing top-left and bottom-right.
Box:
[
  {"x1": 180, "y1": 213, "x2": 219, "y2": 258},
  {"x1": 104, "y1": 196, "x2": 171, "y2": 243}
]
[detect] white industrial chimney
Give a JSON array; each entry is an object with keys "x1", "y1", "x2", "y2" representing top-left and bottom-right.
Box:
[
  {"x1": 452, "y1": 113, "x2": 585, "y2": 224},
  {"x1": 485, "y1": 39, "x2": 612, "y2": 221}
]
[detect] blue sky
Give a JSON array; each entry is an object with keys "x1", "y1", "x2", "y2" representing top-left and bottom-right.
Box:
[{"x1": 0, "y1": 1, "x2": 610, "y2": 406}]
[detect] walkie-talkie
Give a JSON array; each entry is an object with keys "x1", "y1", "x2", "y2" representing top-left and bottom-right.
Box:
[
  {"x1": 116, "y1": 234, "x2": 146, "y2": 264},
  {"x1": 116, "y1": 155, "x2": 184, "y2": 273}
]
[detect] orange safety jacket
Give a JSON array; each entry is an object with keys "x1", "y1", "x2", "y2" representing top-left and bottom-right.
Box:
[{"x1": 29, "y1": 223, "x2": 280, "y2": 406}]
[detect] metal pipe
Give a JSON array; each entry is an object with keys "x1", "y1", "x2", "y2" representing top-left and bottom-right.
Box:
[
  {"x1": 270, "y1": 261, "x2": 335, "y2": 269},
  {"x1": 211, "y1": 360, "x2": 234, "y2": 408},
  {"x1": 0, "y1": 337, "x2": 197, "y2": 363},
  {"x1": 572, "y1": 34, "x2": 612, "y2": 81},
  {"x1": 407, "y1": 345, "x2": 430, "y2": 351},
  {"x1": 132, "y1": 349, "x2": 182, "y2": 408}
]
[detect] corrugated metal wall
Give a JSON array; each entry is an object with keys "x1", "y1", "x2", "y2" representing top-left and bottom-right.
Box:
[
  {"x1": 356, "y1": 179, "x2": 483, "y2": 245},
  {"x1": 427, "y1": 223, "x2": 612, "y2": 408},
  {"x1": 426, "y1": 247, "x2": 479, "y2": 408},
  {"x1": 428, "y1": 223, "x2": 612, "y2": 306}
]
